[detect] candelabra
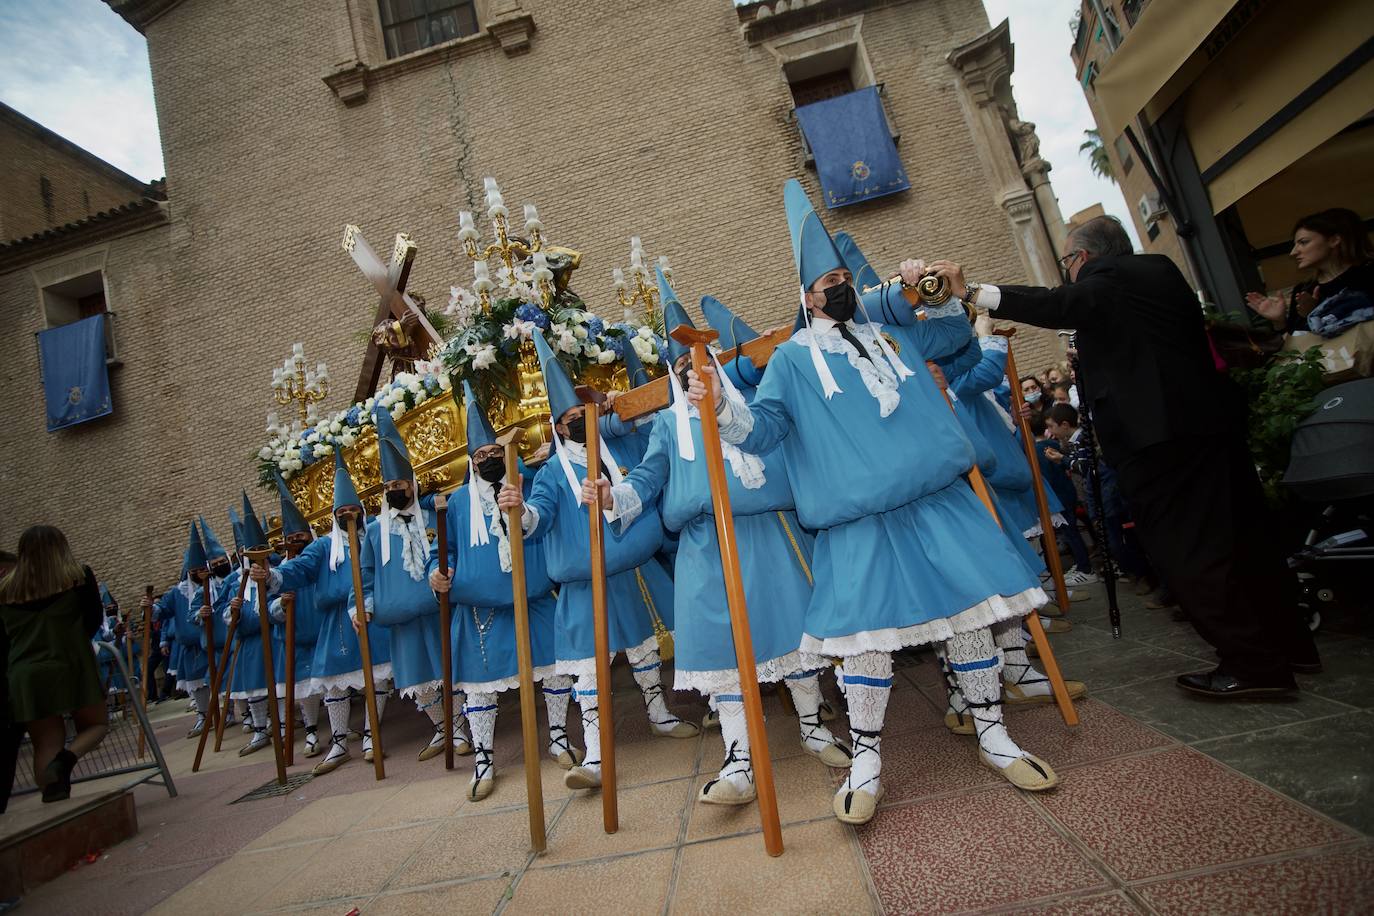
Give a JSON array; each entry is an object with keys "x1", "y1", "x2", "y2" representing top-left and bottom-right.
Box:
[
  {"x1": 458, "y1": 177, "x2": 555, "y2": 312},
  {"x1": 270, "y1": 343, "x2": 329, "y2": 434},
  {"x1": 612, "y1": 237, "x2": 670, "y2": 331}
]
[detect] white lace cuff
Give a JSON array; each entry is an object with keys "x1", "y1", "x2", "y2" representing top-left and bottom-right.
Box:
[
  {"x1": 268, "y1": 598, "x2": 286, "y2": 624},
  {"x1": 520, "y1": 505, "x2": 539, "y2": 535},
  {"x1": 979, "y1": 334, "x2": 1008, "y2": 353},
  {"x1": 716, "y1": 397, "x2": 754, "y2": 445},
  {"x1": 352, "y1": 595, "x2": 374, "y2": 622},
  {"x1": 926, "y1": 301, "x2": 967, "y2": 320},
  {"x1": 609, "y1": 482, "x2": 643, "y2": 529},
  {"x1": 268, "y1": 568, "x2": 283, "y2": 592}
]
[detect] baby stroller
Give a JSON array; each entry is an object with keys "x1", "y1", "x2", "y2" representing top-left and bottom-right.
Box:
[{"x1": 1282, "y1": 377, "x2": 1374, "y2": 630}]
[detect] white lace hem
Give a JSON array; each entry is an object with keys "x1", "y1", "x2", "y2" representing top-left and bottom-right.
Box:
[
  {"x1": 455, "y1": 663, "x2": 558, "y2": 695},
  {"x1": 799, "y1": 587, "x2": 1048, "y2": 656},
  {"x1": 400, "y1": 677, "x2": 444, "y2": 700},
  {"x1": 176, "y1": 677, "x2": 207, "y2": 691},
  {"x1": 672, "y1": 649, "x2": 828, "y2": 695},
  {"x1": 555, "y1": 634, "x2": 658, "y2": 679},
  {"x1": 1023, "y1": 512, "x2": 1067, "y2": 539},
  {"x1": 276, "y1": 681, "x2": 321, "y2": 696},
  {"x1": 228, "y1": 688, "x2": 268, "y2": 700},
  {"x1": 309, "y1": 662, "x2": 394, "y2": 698}
]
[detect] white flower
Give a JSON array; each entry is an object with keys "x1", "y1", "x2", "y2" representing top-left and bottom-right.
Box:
[
  {"x1": 340, "y1": 431, "x2": 356, "y2": 447},
  {"x1": 637, "y1": 327, "x2": 653, "y2": 340},
  {"x1": 407, "y1": 380, "x2": 422, "y2": 395},
  {"x1": 273, "y1": 446, "x2": 285, "y2": 458},
  {"x1": 258, "y1": 446, "x2": 273, "y2": 460},
  {"x1": 438, "y1": 374, "x2": 452, "y2": 391},
  {"x1": 330, "y1": 421, "x2": 342, "y2": 434},
  {"x1": 556, "y1": 329, "x2": 578, "y2": 353},
  {"x1": 504, "y1": 320, "x2": 535, "y2": 341},
  {"x1": 316, "y1": 442, "x2": 333, "y2": 456},
  {"x1": 391, "y1": 406, "x2": 405, "y2": 421},
  {"x1": 574, "y1": 326, "x2": 588, "y2": 340},
  {"x1": 472, "y1": 344, "x2": 498, "y2": 370},
  {"x1": 598, "y1": 350, "x2": 616, "y2": 364},
  {"x1": 364, "y1": 397, "x2": 375, "y2": 411}
]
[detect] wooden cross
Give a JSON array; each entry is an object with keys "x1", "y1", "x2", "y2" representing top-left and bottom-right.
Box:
[{"x1": 343, "y1": 225, "x2": 445, "y2": 403}]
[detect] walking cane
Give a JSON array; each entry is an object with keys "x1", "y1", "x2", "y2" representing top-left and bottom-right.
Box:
[
  {"x1": 191, "y1": 576, "x2": 223, "y2": 772},
  {"x1": 995, "y1": 328, "x2": 1071, "y2": 616},
  {"x1": 215, "y1": 639, "x2": 241, "y2": 752},
  {"x1": 434, "y1": 494, "x2": 456, "y2": 772},
  {"x1": 197, "y1": 571, "x2": 248, "y2": 769},
  {"x1": 346, "y1": 515, "x2": 387, "y2": 780},
  {"x1": 575, "y1": 386, "x2": 618, "y2": 835},
  {"x1": 1067, "y1": 337, "x2": 1123, "y2": 636},
  {"x1": 245, "y1": 548, "x2": 288, "y2": 784},
  {"x1": 918, "y1": 310, "x2": 1078, "y2": 727},
  {"x1": 497, "y1": 428, "x2": 547, "y2": 852},
  {"x1": 283, "y1": 593, "x2": 297, "y2": 767},
  {"x1": 675, "y1": 328, "x2": 784, "y2": 857}
]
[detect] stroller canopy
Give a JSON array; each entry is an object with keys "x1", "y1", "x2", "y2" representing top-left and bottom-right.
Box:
[{"x1": 1283, "y1": 378, "x2": 1374, "y2": 502}]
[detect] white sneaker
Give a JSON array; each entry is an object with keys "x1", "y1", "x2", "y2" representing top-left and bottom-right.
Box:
[{"x1": 1062, "y1": 568, "x2": 1098, "y2": 586}]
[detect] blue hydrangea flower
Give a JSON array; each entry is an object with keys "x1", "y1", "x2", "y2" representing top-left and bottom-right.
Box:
[
  {"x1": 300, "y1": 442, "x2": 315, "y2": 464},
  {"x1": 585, "y1": 316, "x2": 605, "y2": 338},
  {"x1": 345, "y1": 406, "x2": 362, "y2": 426},
  {"x1": 601, "y1": 334, "x2": 628, "y2": 359},
  {"x1": 514, "y1": 303, "x2": 550, "y2": 329}
]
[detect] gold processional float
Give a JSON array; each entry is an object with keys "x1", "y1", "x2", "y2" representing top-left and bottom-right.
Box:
[{"x1": 259, "y1": 178, "x2": 670, "y2": 537}]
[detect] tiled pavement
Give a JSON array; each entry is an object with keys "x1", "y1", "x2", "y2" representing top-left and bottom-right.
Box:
[{"x1": 14, "y1": 583, "x2": 1374, "y2": 914}]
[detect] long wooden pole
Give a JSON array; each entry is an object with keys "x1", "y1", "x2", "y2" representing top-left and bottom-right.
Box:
[
  {"x1": 199, "y1": 570, "x2": 249, "y2": 766},
  {"x1": 346, "y1": 516, "x2": 387, "y2": 780},
  {"x1": 215, "y1": 638, "x2": 240, "y2": 752},
  {"x1": 246, "y1": 549, "x2": 288, "y2": 784},
  {"x1": 996, "y1": 328, "x2": 1071, "y2": 616},
  {"x1": 283, "y1": 593, "x2": 297, "y2": 767},
  {"x1": 137, "y1": 586, "x2": 153, "y2": 758},
  {"x1": 191, "y1": 575, "x2": 222, "y2": 773},
  {"x1": 498, "y1": 428, "x2": 547, "y2": 852},
  {"x1": 677, "y1": 328, "x2": 784, "y2": 857},
  {"x1": 576, "y1": 386, "x2": 618, "y2": 835},
  {"x1": 435, "y1": 495, "x2": 455, "y2": 772}
]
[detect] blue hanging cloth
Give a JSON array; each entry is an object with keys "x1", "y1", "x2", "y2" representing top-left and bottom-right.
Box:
[
  {"x1": 37, "y1": 314, "x2": 113, "y2": 431},
  {"x1": 794, "y1": 86, "x2": 909, "y2": 209}
]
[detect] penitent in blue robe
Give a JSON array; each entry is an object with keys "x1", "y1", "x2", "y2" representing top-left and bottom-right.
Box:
[
  {"x1": 157, "y1": 586, "x2": 185, "y2": 679},
  {"x1": 174, "y1": 581, "x2": 214, "y2": 690},
  {"x1": 273, "y1": 534, "x2": 392, "y2": 696},
  {"x1": 526, "y1": 443, "x2": 675, "y2": 678},
  {"x1": 428, "y1": 470, "x2": 560, "y2": 693},
  {"x1": 719, "y1": 304, "x2": 1045, "y2": 656},
  {"x1": 350, "y1": 511, "x2": 445, "y2": 697},
  {"x1": 620, "y1": 405, "x2": 816, "y2": 694},
  {"x1": 213, "y1": 570, "x2": 275, "y2": 701},
  {"x1": 269, "y1": 558, "x2": 325, "y2": 695}
]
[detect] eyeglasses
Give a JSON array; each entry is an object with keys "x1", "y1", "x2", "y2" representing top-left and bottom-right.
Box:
[{"x1": 1057, "y1": 251, "x2": 1082, "y2": 269}]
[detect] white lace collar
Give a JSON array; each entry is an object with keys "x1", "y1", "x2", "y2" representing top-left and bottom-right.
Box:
[{"x1": 792, "y1": 322, "x2": 902, "y2": 417}]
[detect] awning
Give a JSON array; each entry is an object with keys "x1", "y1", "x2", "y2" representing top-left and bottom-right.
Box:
[{"x1": 1091, "y1": 0, "x2": 1239, "y2": 139}]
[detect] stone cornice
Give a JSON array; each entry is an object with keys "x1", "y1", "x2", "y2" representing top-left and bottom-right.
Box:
[
  {"x1": 737, "y1": 0, "x2": 910, "y2": 45},
  {"x1": 0, "y1": 201, "x2": 168, "y2": 275},
  {"x1": 103, "y1": 0, "x2": 189, "y2": 33},
  {"x1": 947, "y1": 18, "x2": 1014, "y2": 107}
]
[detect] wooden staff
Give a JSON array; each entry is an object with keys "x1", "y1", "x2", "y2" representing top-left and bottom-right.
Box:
[
  {"x1": 498, "y1": 427, "x2": 547, "y2": 852},
  {"x1": 435, "y1": 494, "x2": 455, "y2": 771},
  {"x1": 575, "y1": 385, "x2": 618, "y2": 835},
  {"x1": 283, "y1": 592, "x2": 297, "y2": 767},
  {"x1": 246, "y1": 549, "x2": 288, "y2": 784},
  {"x1": 200, "y1": 571, "x2": 248, "y2": 766},
  {"x1": 346, "y1": 515, "x2": 387, "y2": 780},
  {"x1": 996, "y1": 327, "x2": 1071, "y2": 616},
  {"x1": 137, "y1": 586, "x2": 154, "y2": 758},
  {"x1": 191, "y1": 574, "x2": 222, "y2": 773},
  {"x1": 215, "y1": 639, "x2": 240, "y2": 752},
  {"x1": 918, "y1": 309, "x2": 1078, "y2": 728},
  {"x1": 675, "y1": 327, "x2": 784, "y2": 857}
]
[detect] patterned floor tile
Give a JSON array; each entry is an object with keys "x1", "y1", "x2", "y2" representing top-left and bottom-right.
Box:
[
  {"x1": 507, "y1": 848, "x2": 674, "y2": 914},
  {"x1": 1009, "y1": 890, "x2": 1144, "y2": 915},
  {"x1": 1038, "y1": 747, "x2": 1356, "y2": 881},
  {"x1": 541, "y1": 776, "x2": 691, "y2": 864},
  {"x1": 860, "y1": 723, "x2": 1001, "y2": 804},
  {"x1": 1002, "y1": 698, "x2": 1175, "y2": 770},
  {"x1": 1134, "y1": 844, "x2": 1374, "y2": 914},
  {"x1": 859, "y1": 785, "x2": 1107, "y2": 913}
]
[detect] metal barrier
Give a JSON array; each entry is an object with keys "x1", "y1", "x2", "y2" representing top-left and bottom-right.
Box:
[{"x1": 10, "y1": 642, "x2": 176, "y2": 798}]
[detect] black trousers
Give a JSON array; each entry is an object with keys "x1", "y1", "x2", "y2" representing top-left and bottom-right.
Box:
[{"x1": 1115, "y1": 435, "x2": 1317, "y2": 679}]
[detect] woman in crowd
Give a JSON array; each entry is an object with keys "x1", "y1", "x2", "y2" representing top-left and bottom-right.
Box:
[
  {"x1": 1249, "y1": 207, "x2": 1373, "y2": 333},
  {"x1": 0, "y1": 526, "x2": 109, "y2": 802}
]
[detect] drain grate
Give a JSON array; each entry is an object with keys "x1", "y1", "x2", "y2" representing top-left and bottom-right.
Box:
[{"x1": 232, "y1": 771, "x2": 314, "y2": 803}]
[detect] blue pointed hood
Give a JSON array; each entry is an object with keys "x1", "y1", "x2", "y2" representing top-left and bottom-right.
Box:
[
  {"x1": 658, "y1": 266, "x2": 695, "y2": 366},
  {"x1": 274, "y1": 471, "x2": 311, "y2": 537},
  {"x1": 198, "y1": 515, "x2": 228, "y2": 562},
  {"x1": 241, "y1": 491, "x2": 270, "y2": 551},
  {"x1": 373, "y1": 406, "x2": 414, "y2": 482},
  {"x1": 532, "y1": 329, "x2": 580, "y2": 421},
  {"x1": 228, "y1": 506, "x2": 245, "y2": 556},
  {"x1": 332, "y1": 449, "x2": 362, "y2": 512},
  {"x1": 700, "y1": 295, "x2": 758, "y2": 352},
  {"x1": 833, "y1": 230, "x2": 882, "y2": 292},
  {"x1": 621, "y1": 333, "x2": 652, "y2": 388},
  {"x1": 462, "y1": 380, "x2": 498, "y2": 453},
  {"x1": 184, "y1": 522, "x2": 207, "y2": 572},
  {"x1": 784, "y1": 179, "x2": 844, "y2": 292},
  {"x1": 99, "y1": 582, "x2": 115, "y2": 607}
]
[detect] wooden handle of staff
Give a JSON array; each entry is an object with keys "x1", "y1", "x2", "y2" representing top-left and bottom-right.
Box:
[
  {"x1": 214, "y1": 633, "x2": 239, "y2": 752},
  {"x1": 435, "y1": 494, "x2": 455, "y2": 772},
  {"x1": 498, "y1": 427, "x2": 547, "y2": 852},
  {"x1": 283, "y1": 592, "x2": 297, "y2": 767},
  {"x1": 575, "y1": 385, "x2": 618, "y2": 835},
  {"x1": 346, "y1": 517, "x2": 386, "y2": 780},
  {"x1": 675, "y1": 327, "x2": 784, "y2": 857},
  {"x1": 192, "y1": 575, "x2": 226, "y2": 773},
  {"x1": 247, "y1": 549, "x2": 288, "y2": 784}
]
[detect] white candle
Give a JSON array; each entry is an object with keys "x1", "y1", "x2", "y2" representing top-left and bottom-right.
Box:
[
  {"x1": 266, "y1": 411, "x2": 280, "y2": 433},
  {"x1": 612, "y1": 268, "x2": 627, "y2": 290},
  {"x1": 658, "y1": 255, "x2": 671, "y2": 272},
  {"x1": 292, "y1": 342, "x2": 305, "y2": 359},
  {"x1": 630, "y1": 249, "x2": 644, "y2": 270},
  {"x1": 630, "y1": 236, "x2": 642, "y2": 254},
  {"x1": 316, "y1": 362, "x2": 327, "y2": 378},
  {"x1": 458, "y1": 210, "x2": 478, "y2": 242},
  {"x1": 483, "y1": 177, "x2": 499, "y2": 195},
  {"x1": 486, "y1": 190, "x2": 507, "y2": 219},
  {"x1": 473, "y1": 259, "x2": 494, "y2": 292},
  {"x1": 524, "y1": 204, "x2": 539, "y2": 224}
]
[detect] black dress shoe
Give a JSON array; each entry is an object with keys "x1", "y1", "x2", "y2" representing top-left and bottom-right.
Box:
[{"x1": 1176, "y1": 668, "x2": 1297, "y2": 698}]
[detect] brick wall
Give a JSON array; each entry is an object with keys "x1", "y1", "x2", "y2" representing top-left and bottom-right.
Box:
[{"x1": 0, "y1": 0, "x2": 1067, "y2": 600}]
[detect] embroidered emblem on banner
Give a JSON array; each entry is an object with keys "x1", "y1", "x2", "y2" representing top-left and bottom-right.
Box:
[{"x1": 851, "y1": 160, "x2": 871, "y2": 180}]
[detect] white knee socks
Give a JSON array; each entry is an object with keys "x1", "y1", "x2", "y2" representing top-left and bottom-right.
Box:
[
  {"x1": 465, "y1": 692, "x2": 498, "y2": 783},
  {"x1": 708, "y1": 692, "x2": 753, "y2": 792},
  {"x1": 994, "y1": 618, "x2": 1052, "y2": 697},
  {"x1": 192, "y1": 685, "x2": 210, "y2": 717},
  {"x1": 574, "y1": 675, "x2": 602, "y2": 776},
  {"x1": 839, "y1": 652, "x2": 891, "y2": 794},
  {"x1": 323, "y1": 694, "x2": 351, "y2": 760},
  {"x1": 625, "y1": 639, "x2": 684, "y2": 732},
  {"x1": 946, "y1": 626, "x2": 1022, "y2": 767},
  {"x1": 543, "y1": 675, "x2": 575, "y2": 758},
  {"x1": 785, "y1": 669, "x2": 847, "y2": 757},
  {"x1": 933, "y1": 643, "x2": 971, "y2": 723}
]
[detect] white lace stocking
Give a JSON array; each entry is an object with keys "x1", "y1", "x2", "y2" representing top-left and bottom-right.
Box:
[
  {"x1": 933, "y1": 643, "x2": 969, "y2": 720},
  {"x1": 626, "y1": 640, "x2": 686, "y2": 731},
  {"x1": 709, "y1": 693, "x2": 753, "y2": 792},
  {"x1": 574, "y1": 675, "x2": 602, "y2": 775},
  {"x1": 324, "y1": 695, "x2": 351, "y2": 759},
  {"x1": 840, "y1": 651, "x2": 891, "y2": 792},
  {"x1": 465, "y1": 692, "x2": 498, "y2": 782},
  {"x1": 785, "y1": 670, "x2": 847, "y2": 758},
  {"x1": 192, "y1": 685, "x2": 210, "y2": 717},
  {"x1": 543, "y1": 675, "x2": 575, "y2": 757},
  {"x1": 994, "y1": 618, "x2": 1052, "y2": 697},
  {"x1": 946, "y1": 626, "x2": 1023, "y2": 768}
]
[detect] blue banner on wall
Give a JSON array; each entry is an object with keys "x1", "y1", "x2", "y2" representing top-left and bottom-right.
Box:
[
  {"x1": 38, "y1": 313, "x2": 113, "y2": 432},
  {"x1": 795, "y1": 86, "x2": 910, "y2": 209}
]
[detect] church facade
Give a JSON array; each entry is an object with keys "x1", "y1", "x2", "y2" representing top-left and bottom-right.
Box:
[{"x1": 0, "y1": 0, "x2": 1070, "y2": 597}]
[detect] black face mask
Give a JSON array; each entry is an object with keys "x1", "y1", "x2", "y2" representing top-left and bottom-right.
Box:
[
  {"x1": 210, "y1": 562, "x2": 231, "y2": 579},
  {"x1": 564, "y1": 415, "x2": 587, "y2": 444},
  {"x1": 676, "y1": 366, "x2": 692, "y2": 392},
  {"x1": 385, "y1": 489, "x2": 411, "y2": 510},
  {"x1": 820, "y1": 282, "x2": 858, "y2": 323},
  {"x1": 476, "y1": 454, "x2": 505, "y2": 484}
]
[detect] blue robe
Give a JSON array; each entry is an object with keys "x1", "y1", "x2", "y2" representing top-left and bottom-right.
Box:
[
  {"x1": 173, "y1": 582, "x2": 210, "y2": 688},
  {"x1": 622, "y1": 408, "x2": 814, "y2": 692},
  {"x1": 722, "y1": 308, "x2": 1043, "y2": 653},
  {"x1": 274, "y1": 534, "x2": 393, "y2": 695},
  {"x1": 209, "y1": 572, "x2": 273, "y2": 700},
  {"x1": 268, "y1": 558, "x2": 324, "y2": 693},
  {"x1": 428, "y1": 474, "x2": 559, "y2": 692},
  {"x1": 350, "y1": 512, "x2": 444, "y2": 695},
  {"x1": 526, "y1": 447, "x2": 674, "y2": 675},
  {"x1": 156, "y1": 588, "x2": 182, "y2": 677}
]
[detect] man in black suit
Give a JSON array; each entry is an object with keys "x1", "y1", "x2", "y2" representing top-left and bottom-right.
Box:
[{"x1": 930, "y1": 216, "x2": 1319, "y2": 697}]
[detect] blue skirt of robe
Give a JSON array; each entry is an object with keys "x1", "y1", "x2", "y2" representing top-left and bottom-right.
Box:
[
  {"x1": 384, "y1": 612, "x2": 445, "y2": 695},
  {"x1": 554, "y1": 560, "x2": 674, "y2": 675},
  {"x1": 450, "y1": 592, "x2": 559, "y2": 691},
  {"x1": 308, "y1": 603, "x2": 393, "y2": 695}
]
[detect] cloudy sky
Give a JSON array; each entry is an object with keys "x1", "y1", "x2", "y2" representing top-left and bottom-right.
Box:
[{"x1": 0, "y1": 0, "x2": 1135, "y2": 243}]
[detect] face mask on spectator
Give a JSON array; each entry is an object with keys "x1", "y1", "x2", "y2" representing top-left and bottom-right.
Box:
[{"x1": 1025, "y1": 390, "x2": 1042, "y2": 404}]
